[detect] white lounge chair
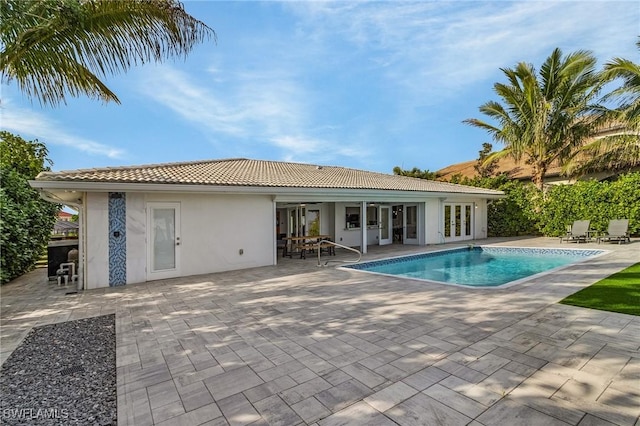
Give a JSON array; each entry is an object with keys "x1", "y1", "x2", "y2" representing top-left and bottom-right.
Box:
[
  {"x1": 560, "y1": 220, "x2": 591, "y2": 243},
  {"x1": 598, "y1": 219, "x2": 630, "y2": 244}
]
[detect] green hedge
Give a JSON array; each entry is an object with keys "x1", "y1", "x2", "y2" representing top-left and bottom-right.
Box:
[
  {"x1": 1, "y1": 132, "x2": 59, "y2": 284},
  {"x1": 537, "y1": 173, "x2": 640, "y2": 237},
  {"x1": 453, "y1": 172, "x2": 640, "y2": 238}
]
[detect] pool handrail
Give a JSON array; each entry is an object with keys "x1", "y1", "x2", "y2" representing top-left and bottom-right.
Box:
[{"x1": 316, "y1": 239, "x2": 361, "y2": 267}]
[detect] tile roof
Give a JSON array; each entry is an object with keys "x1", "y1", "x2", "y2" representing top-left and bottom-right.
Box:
[
  {"x1": 435, "y1": 157, "x2": 564, "y2": 181},
  {"x1": 35, "y1": 158, "x2": 503, "y2": 195}
]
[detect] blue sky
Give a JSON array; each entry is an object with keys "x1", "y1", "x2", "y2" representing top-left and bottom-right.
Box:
[{"x1": 1, "y1": 1, "x2": 638, "y2": 174}]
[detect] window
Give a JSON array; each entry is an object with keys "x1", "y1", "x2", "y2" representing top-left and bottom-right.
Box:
[
  {"x1": 366, "y1": 206, "x2": 378, "y2": 226},
  {"x1": 346, "y1": 206, "x2": 360, "y2": 229}
]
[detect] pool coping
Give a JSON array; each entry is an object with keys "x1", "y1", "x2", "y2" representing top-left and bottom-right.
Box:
[{"x1": 340, "y1": 245, "x2": 611, "y2": 289}]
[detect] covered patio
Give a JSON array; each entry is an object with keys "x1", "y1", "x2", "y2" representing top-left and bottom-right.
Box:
[{"x1": 1, "y1": 237, "x2": 639, "y2": 425}]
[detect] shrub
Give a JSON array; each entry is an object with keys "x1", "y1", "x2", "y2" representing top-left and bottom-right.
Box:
[{"x1": 0, "y1": 132, "x2": 59, "y2": 284}]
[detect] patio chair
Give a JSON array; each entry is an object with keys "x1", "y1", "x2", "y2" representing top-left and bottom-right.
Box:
[
  {"x1": 598, "y1": 219, "x2": 630, "y2": 244},
  {"x1": 560, "y1": 220, "x2": 591, "y2": 243}
]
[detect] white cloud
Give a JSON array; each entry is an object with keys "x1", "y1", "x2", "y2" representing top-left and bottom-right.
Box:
[
  {"x1": 286, "y1": 1, "x2": 637, "y2": 98},
  {"x1": 138, "y1": 65, "x2": 362, "y2": 162},
  {"x1": 0, "y1": 102, "x2": 125, "y2": 159}
]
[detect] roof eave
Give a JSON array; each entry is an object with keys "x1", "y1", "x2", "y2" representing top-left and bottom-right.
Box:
[{"x1": 29, "y1": 180, "x2": 504, "y2": 201}]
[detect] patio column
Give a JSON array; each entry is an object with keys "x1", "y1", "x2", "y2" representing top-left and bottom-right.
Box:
[{"x1": 361, "y1": 201, "x2": 367, "y2": 254}]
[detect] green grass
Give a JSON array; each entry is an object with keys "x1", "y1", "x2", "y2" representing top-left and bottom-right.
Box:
[{"x1": 560, "y1": 263, "x2": 640, "y2": 316}]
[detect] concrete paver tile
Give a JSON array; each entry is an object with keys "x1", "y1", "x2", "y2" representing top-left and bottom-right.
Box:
[
  {"x1": 358, "y1": 350, "x2": 402, "y2": 370},
  {"x1": 151, "y1": 400, "x2": 185, "y2": 425},
  {"x1": 243, "y1": 375, "x2": 298, "y2": 403},
  {"x1": 341, "y1": 363, "x2": 386, "y2": 388},
  {"x1": 217, "y1": 393, "x2": 261, "y2": 426},
  {"x1": 319, "y1": 401, "x2": 396, "y2": 426},
  {"x1": 315, "y1": 379, "x2": 373, "y2": 413},
  {"x1": 386, "y1": 393, "x2": 472, "y2": 426},
  {"x1": 480, "y1": 367, "x2": 527, "y2": 395},
  {"x1": 577, "y1": 414, "x2": 619, "y2": 426},
  {"x1": 373, "y1": 363, "x2": 406, "y2": 382},
  {"x1": 175, "y1": 364, "x2": 225, "y2": 388},
  {"x1": 467, "y1": 353, "x2": 511, "y2": 376},
  {"x1": 440, "y1": 375, "x2": 503, "y2": 406},
  {"x1": 289, "y1": 367, "x2": 318, "y2": 384},
  {"x1": 204, "y1": 366, "x2": 264, "y2": 401},
  {"x1": 363, "y1": 381, "x2": 418, "y2": 412},
  {"x1": 291, "y1": 397, "x2": 331, "y2": 424},
  {"x1": 253, "y1": 395, "x2": 302, "y2": 426},
  {"x1": 176, "y1": 380, "x2": 215, "y2": 412},
  {"x1": 148, "y1": 379, "x2": 182, "y2": 410},
  {"x1": 423, "y1": 383, "x2": 488, "y2": 418},
  {"x1": 402, "y1": 366, "x2": 449, "y2": 391},
  {"x1": 516, "y1": 395, "x2": 586, "y2": 425},
  {"x1": 434, "y1": 358, "x2": 488, "y2": 384},
  {"x1": 476, "y1": 398, "x2": 571, "y2": 426},
  {"x1": 279, "y1": 376, "x2": 333, "y2": 405},
  {"x1": 257, "y1": 359, "x2": 306, "y2": 382},
  {"x1": 155, "y1": 403, "x2": 223, "y2": 426},
  {"x1": 550, "y1": 395, "x2": 639, "y2": 426},
  {"x1": 503, "y1": 360, "x2": 538, "y2": 377},
  {"x1": 321, "y1": 369, "x2": 353, "y2": 386}
]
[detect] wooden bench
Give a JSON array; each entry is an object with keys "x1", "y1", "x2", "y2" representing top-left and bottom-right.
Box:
[{"x1": 297, "y1": 243, "x2": 335, "y2": 259}]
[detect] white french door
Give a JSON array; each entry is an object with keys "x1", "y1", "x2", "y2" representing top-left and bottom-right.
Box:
[
  {"x1": 147, "y1": 202, "x2": 181, "y2": 280},
  {"x1": 379, "y1": 206, "x2": 392, "y2": 245},
  {"x1": 444, "y1": 203, "x2": 473, "y2": 242}
]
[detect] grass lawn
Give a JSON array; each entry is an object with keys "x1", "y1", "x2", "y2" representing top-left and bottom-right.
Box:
[{"x1": 560, "y1": 262, "x2": 640, "y2": 316}]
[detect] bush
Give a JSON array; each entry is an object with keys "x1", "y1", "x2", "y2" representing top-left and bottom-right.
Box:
[
  {"x1": 488, "y1": 181, "x2": 539, "y2": 237},
  {"x1": 538, "y1": 173, "x2": 640, "y2": 236},
  {"x1": 445, "y1": 172, "x2": 640, "y2": 238},
  {"x1": 0, "y1": 132, "x2": 59, "y2": 284}
]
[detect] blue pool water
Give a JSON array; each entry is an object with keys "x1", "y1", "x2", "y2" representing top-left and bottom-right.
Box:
[{"x1": 345, "y1": 247, "x2": 604, "y2": 287}]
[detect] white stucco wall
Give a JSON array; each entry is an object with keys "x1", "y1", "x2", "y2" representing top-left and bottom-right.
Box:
[
  {"x1": 143, "y1": 193, "x2": 274, "y2": 281},
  {"x1": 85, "y1": 192, "x2": 109, "y2": 289},
  {"x1": 85, "y1": 191, "x2": 275, "y2": 288},
  {"x1": 334, "y1": 203, "x2": 362, "y2": 247},
  {"x1": 474, "y1": 198, "x2": 488, "y2": 239},
  {"x1": 126, "y1": 193, "x2": 146, "y2": 284}
]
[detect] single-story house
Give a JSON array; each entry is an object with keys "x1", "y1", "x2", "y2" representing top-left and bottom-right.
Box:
[{"x1": 30, "y1": 158, "x2": 504, "y2": 290}]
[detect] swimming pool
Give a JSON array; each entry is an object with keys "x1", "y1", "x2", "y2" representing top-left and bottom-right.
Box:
[{"x1": 344, "y1": 246, "x2": 605, "y2": 288}]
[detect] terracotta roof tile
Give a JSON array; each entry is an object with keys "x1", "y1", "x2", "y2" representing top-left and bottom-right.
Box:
[{"x1": 35, "y1": 158, "x2": 503, "y2": 195}]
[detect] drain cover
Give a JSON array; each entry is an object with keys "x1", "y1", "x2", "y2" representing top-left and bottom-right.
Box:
[{"x1": 60, "y1": 365, "x2": 84, "y2": 375}]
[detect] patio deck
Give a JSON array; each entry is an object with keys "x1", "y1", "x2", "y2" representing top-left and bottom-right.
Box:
[{"x1": 1, "y1": 237, "x2": 639, "y2": 425}]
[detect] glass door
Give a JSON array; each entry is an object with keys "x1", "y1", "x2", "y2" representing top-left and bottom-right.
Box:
[
  {"x1": 147, "y1": 202, "x2": 181, "y2": 280},
  {"x1": 404, "y1": 205, "x2": 418, "y2": 244},
  {"x1": 443, "y1": 203, "x2": 473, "y2": 242},
  {"x1": 379, "y1": 206, "x2": 392, "y2": 245}
]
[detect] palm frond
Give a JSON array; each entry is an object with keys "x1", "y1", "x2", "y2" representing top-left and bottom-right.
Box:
[{"x1": 1, "y1": 0, "x2": 215, "y2": 106}]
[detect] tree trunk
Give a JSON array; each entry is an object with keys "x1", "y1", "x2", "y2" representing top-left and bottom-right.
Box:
[{"x1": 531, "y1": 164, "x2": 546, "y2": 191}]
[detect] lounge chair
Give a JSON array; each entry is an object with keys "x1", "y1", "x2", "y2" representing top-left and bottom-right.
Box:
[
  {"x1": 598, "y1": 219, "x2": 630, "y2": 244},
  {"x1": 560, "y1": 220, "x2": 591, "y2": 243}
]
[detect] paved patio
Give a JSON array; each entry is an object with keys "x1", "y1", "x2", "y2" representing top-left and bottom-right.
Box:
[{"x1": 1, "y1": 237, "x2": 639, "y2": 425}]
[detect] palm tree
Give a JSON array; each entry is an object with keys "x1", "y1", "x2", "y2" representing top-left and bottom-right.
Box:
[
  {"x1": 566, "y1": 40, "x2": 640, "y2": 175},
  {"x1": 1, "y1": 0, "x2": 215, "y2": 106},
  {"x1": 464, "y1": 48, "x2": 603, "y2": 190}
]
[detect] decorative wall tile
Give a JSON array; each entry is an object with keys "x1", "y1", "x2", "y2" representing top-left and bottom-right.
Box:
[
  {"x1": 346, "y1": 247, "x2": 604, "y2": 270},
  {"x1": 108, "y1": 193, "x2": 126, "y2": 286}
]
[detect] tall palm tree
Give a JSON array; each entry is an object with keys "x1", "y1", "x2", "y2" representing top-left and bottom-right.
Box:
[
  {"x1": 566, "y1": 40, "x2": 640, "y2": 175},
  {"x1": 1, "y1": 0, "x2": 215, "y2": 106},
  {"x1": 464, "y1": 48, "x2": 603, "y2": 190}
]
